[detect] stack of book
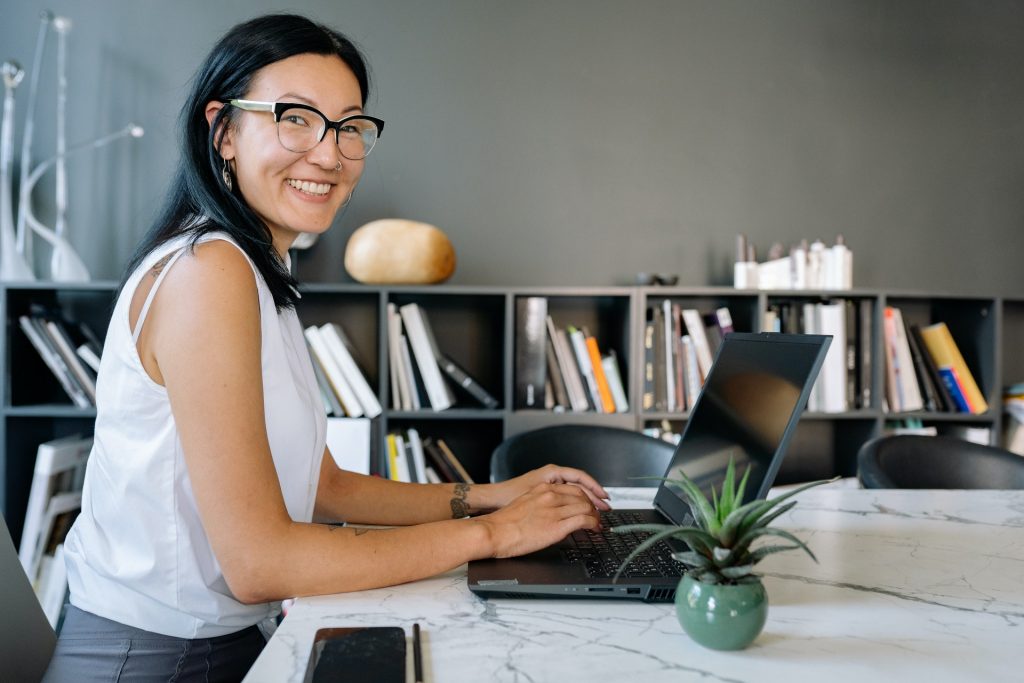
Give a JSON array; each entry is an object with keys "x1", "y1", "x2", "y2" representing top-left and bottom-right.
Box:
[
  {"x1": 19, "y1": 306, "x2": 103, "y2": 408},
  {"x1": 18, "y1": 435, "x2": 92, "y2": 628},
  {"x1": 763, "y1": 299, "x2": 873, "y2": 413},
  {"x1": 515, "y1": 297, "x2": 628, "y2": 413},
  {"x1": 305, "y1": 322, "x2": 382, "y2": 419},
  {"x1": 880, "y1": 311, "x2": 988, "y2": 415},
  {"x1": 388, "y1": 303, "x2": 499, "y2": 412},
  {"x1": 383, "y1": 428, "x2": 474, "y2": 483},
  {"x1": 642, "y1": 302, "x2": 735, "y2": 414}
]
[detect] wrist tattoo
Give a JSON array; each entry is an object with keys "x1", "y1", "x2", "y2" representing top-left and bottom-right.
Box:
[{"x1": 450, "y1": 483, "x2": 471, "y2": 518}]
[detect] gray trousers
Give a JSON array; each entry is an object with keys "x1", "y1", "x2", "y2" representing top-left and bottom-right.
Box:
[{"x1": 42, "y1": 605, "x2": 266, "y2": 682}]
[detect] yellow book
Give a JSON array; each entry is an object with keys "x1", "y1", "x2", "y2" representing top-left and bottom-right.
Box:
[
  {"x1": 918, "y1": 322, "x2": 989, "y2": 415},
  {"x1": 386, "y1": 434, "x2": 400, "y2": 481}
]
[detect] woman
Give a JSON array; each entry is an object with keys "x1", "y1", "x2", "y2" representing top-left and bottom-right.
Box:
[{"x1": 44, "y1": 13, "x2": 608, "y2": 681}]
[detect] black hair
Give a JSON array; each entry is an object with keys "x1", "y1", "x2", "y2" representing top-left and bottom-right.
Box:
[{"x1": 120, "y1": 13, "x2": 371, "y2": 310}]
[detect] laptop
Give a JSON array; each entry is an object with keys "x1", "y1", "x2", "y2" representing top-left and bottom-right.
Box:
[{"x1": 468, "y1": 332, "x2": 831, "y2": 602}]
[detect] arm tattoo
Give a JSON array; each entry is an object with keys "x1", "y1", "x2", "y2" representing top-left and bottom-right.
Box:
[
  {"x1": 354, "y1": 527, "x2": 374, "y2": 536},
  {"x1": 450, "y1": 483, "x2": 471, "y2": 518}
]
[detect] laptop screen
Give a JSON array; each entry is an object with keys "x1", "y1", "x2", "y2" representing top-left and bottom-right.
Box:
[{"x1": 652, "y1": 333, "x2": 830, "y2": 524}]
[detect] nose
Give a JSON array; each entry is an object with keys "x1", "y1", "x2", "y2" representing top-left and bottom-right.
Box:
[{"x1": 304, "y1": 129, "x2": 343, "y2": 170}]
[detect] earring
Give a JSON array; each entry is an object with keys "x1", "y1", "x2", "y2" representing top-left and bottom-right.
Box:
[
  {"x1": 221, "y1": 158, "x2": 233, "y2": 191},
  {"x1": 340, "y1": 189, "x2": 354, "y2": 209}
]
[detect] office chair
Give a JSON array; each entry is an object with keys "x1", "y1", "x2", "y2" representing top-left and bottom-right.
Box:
[
  {"x1": 857, "y1": 435, "x2": 1024, "y2": 489},
  {"x1": 490, "y1": 424, "x2": 677, "y2": 486},
  {"x1": 0, "y1": 515, "x2": 57, "y2": 682}
]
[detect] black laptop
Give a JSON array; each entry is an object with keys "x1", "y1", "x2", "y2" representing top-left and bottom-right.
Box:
[{"x1": 468, "y1": 332, "x2": 831, "y2": 602}]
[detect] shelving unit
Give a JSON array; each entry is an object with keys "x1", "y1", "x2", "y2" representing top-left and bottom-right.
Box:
[{"x1": 3, "y1": 282, "x2": 1016, "y2": 544}]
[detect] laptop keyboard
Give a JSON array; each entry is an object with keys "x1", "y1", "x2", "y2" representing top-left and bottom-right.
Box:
[{"x1": 565, "y1": 510, "x2": 687, "y2": 579}]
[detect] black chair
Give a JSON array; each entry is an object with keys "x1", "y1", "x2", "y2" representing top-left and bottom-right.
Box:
[
  {"x1": 490, "y1": 424, "x2": 677, "y2": 486},
  {"x1": 857, "y1": 435, "x2": 1024, "y2": 489}
]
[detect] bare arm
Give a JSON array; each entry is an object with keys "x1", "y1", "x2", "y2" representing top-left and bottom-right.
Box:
[
  {"x1": 145, "y1": 242, "x2": 600, "y2": 604},
  {"x1": 313, "y1": 450, "x2": 611, "y2": 526}
]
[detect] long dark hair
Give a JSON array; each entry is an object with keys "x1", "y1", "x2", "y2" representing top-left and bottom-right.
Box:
[{"x1": 121, "y1": 13, "x2": 371, "y2": 310}]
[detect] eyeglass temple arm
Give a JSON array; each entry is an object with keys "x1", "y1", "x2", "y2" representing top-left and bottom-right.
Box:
[{"x1": 228, "y1": 99, "x2": 275, "y2": 112}]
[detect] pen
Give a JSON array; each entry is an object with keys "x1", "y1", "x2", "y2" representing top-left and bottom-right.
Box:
[{"x1": 413, "y1": 623, "x2": 423, "y2": 683}]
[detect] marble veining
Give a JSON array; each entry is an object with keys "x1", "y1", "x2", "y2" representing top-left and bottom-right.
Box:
[{"x1": 244, "y1": 488, "x2": 1024, "y2": 682}]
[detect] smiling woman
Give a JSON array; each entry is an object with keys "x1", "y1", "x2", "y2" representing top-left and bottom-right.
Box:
[{"x1": 41, "y1": 12, "x2": 609, "y2": 683}]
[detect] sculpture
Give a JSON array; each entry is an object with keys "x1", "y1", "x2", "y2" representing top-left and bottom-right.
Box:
[{"x1": 344, "y1": 219, "x2": 456, "y2": 285}]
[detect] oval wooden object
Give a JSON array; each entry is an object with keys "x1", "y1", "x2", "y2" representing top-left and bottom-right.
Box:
[{"x1": 344, "y1": 219, "x2": 456, "y2": 284}]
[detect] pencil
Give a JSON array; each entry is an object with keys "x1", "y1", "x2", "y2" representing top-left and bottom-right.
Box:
[{"x1": 413, "y1": 623, "x2": 423, "y2": 683}]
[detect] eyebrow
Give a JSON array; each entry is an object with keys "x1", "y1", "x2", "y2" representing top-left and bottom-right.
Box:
[{"x1": 278, "y1": 92, "x2": 363, "y2": 117}]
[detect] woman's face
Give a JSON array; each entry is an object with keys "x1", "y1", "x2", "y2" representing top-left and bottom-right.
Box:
[{"x1": 211, "y1": 53, "x2": 366, "y2": 255}]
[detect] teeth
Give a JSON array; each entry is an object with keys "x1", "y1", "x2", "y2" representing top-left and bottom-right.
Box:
[{"x1": 287, "y1": 179, "x2": 330, "y2": 196}]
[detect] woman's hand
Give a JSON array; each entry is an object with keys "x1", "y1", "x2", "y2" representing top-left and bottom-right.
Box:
[
  {"x1": 477, "y1": 482, "x2": 602, "y2": 558},
  {"x1": 486, "y1": 464, "x2": 611, "y2": 512}
]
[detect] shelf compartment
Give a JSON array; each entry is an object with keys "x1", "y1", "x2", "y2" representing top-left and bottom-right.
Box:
[{"x1": 386, "y1": 417, "x2": 504, "y2": 484}]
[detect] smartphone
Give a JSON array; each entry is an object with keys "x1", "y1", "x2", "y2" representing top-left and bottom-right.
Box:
[{"x1": 304, "y1": 627, "x2": 407, "y2": 683}]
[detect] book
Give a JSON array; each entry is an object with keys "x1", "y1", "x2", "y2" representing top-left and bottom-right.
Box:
[
  {"x1": 436, "y1": 438, "x2": 474, "y2": 484},
  {"x1": 399, "y1": 303, "x2": 454, "y2": 411},
  {"x1": 681, "y1": 309, "x2": 713, "y2": 381},
  {"x1": 19, "y1": 315, "x2": 92, "y2": 408},
  {"x1": 568, "y1": 326, "x2": 602, "y2": 412},
  {"x1": 308, "y1": 340, "x2": 345, "y2": 416},
  {"x1": 423, "y1": 467, "x2": 443, "y2": 484},
  {"x1": 304, "y1": 325, "x2": 363, "y2": 417},
  {"x1": 325, "y1": 417, "x2": 372, "y2": 476},
  {"x1": 937, "y1": 366, "x2": 972, "y2": 413},
  {"x1": 918, "y1": 322, "x2": 988, "y2": 414},
  {"x1": 662, "y1": 301, "x2": 676, "y2": 412},
  {"x1": 399, "y1": 335, "x2": 423, "y2": 410},
  {"x1": 857, "y1": 299, "x2": 873, "y2": 409},
  {"x1": 909, "y1": 324, "x2": 955, "y2": 412},
  {"x1": 19, "y1": 435, "x2": 92, "y2": 575},
  {"x1": 682, "y1": 336, "x2": 700, "y2": 411},
  {"x1": 39, "y1": 544, "x2": 68, "y2": 628},
  {"x1": 641, "y1": 319, "x2": 656, "y2": 411},
  {"x1": 386, "y1": 434, "x2": 400, "y2": 481},
  {"x1": 76, "y1": 343, "x2": 102, "y2": 374},
  {"x1": 421, "y1": 437, "x2": 462, "y2": 483},
  {"x1": 817, "y1": 302, "x2": 848, "y2": 413},
  {"x1": 889, "y1": 308, "x2": 924, "y2": 412},
  {"x1": 547, "y1": 316, "x2": 588, "y2": 412},
  {"x1": 904, "y1": 320, "x2": 941, "y2": 412},
  {"x1": 584, "y1": 332, "x2": 616, "y2": 413},
  {"x1": 672, "y1": 306, "x2": 686, "y2": 412},
  {"x1": 651, "y1": 307, "x2": 666, "y2": 411},
  {"x1": 320, "y1": 323, "x2": 382, "y2": 418},
  {"x1": 44, "y1": 319, "x2": 97, "y2": 404},
  {"x1": 803, "y1": 303, "x2": 821, "y2": 412},
  {"x1": 406, "y1": 428, "x2": 429, "y2": 484},
  {"x1": 387, "y1": 304, "x2": 409, "y2": 410},
  {"x1": 439, "y1": 354, "x2": 499, "y2": 409},
  {"x1": 393, "y1": 433, "x2": 412, "y2": 482},
  {"x1": 515, "y1": 297, "x2": 548, "y2": 409},
  {"x1": 544, "y1": 338, "x2": 569, "y2": 410},
  {"x1": 30, "y1": 490, "x2": 81, "y2": 585},
  {"x1": 601, "y1": 350, "x2": 629, "y2": 412}
]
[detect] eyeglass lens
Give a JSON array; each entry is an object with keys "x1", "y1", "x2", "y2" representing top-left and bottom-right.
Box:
[{"x1": 278, "y1": 106, "x2": 379, "y2": 159}]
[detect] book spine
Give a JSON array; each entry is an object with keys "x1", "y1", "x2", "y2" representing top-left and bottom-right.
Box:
[
  {"x1": 584, "y1": 334, "x2": 616, "y2": 413},
  {"x1": 681, "y1": 309, "x2": 713, "y2": 381},
  {"x1": 399, "y1": 304, "x2": 453, "y2": 411},
  {"x1": 642, "y1": 319, "x2": 655, "y2": 411},
  {"x1": 919, "y1": 322, "x2": 989, "y2": 415},
  {"x1": 436, "y1": 438, "x2": 475, "y2": 484},
  {"x1": 547, "y1": 316, "x2": 588, "y2": 412},
  {"x1": 19, "y1": 316, "x2": 92, "y2": 408},
  {"x1": 544, "y1": 339, "x2": 570, "y2": 410},
  {"x1": 320, "y1": 323, "x2": 382, "y2": 418},
  {"x1": 662, "y1": 300, "x2": 676, "y2": 412},
  {"x1": 304, "y1": 326, "x2": 363, "y2": 417},
  {"x1": 515, "y1": 297, "x2": 548, "y2": 409},
  {"x1": 601, "y1": 350, "x2": 629, "y2": 412},
  {"x1": 937, "y1": 366, "x2": 971, "y2": 413},
  {"x1": 568, "y1": 326, "x2": 602, "y2": 412},
  {"x1": 438, "y1": 354, "x2": 500, "y2": 409}
]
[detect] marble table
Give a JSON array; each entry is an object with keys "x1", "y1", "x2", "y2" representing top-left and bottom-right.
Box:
[{"x1": 244, "y1": 487, "x2": 1024, "y2": 682}]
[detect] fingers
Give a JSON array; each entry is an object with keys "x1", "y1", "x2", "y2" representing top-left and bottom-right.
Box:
[{"x1": 541, "y1": 465, "x2": 610, "y2": 503}]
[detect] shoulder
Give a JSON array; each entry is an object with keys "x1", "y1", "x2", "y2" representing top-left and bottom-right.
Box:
[{"x1": 162, "y1": 237, "x2": 258, "y2": 303}]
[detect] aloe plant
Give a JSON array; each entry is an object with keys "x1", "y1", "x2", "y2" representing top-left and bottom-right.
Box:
[{"x1": 613, "y1": 459, "x2": 836, "y2": 585}]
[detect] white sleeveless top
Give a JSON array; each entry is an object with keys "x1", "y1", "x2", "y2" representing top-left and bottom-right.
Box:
[{"x1": 64, "y1": 231, "x2": 327, "y2": 638}]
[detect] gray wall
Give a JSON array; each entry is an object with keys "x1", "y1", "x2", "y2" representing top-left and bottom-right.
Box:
[{"x1": 2, "y1": 0, "x2": 1023, "y2": 294}]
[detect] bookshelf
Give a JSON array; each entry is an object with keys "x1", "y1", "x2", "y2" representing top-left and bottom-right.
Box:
[{"x1": 2, "y1": 282, "x2": 1016, "y2": 544}]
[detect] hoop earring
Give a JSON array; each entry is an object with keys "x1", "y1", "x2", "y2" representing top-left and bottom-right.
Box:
[
  {"x1": 221, "y1": 158, "x2": 233, "y2": 191},
  {"x1": 340, "y1": 189, "x2": 354, "y2": 209}
]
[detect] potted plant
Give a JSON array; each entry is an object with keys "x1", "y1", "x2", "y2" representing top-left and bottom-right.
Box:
[{"x1": 613, "y1": 460, "x2": 834, "y2": 651}]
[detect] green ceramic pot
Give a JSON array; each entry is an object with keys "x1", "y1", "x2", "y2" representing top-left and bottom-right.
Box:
[{"x1": 675, "y1": 574, "x2": 768, "y2": 650}]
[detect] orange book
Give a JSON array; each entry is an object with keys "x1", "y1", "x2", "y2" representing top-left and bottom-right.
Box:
[
  {"x1": 918, "y1": 322, "x2": 988, "y2": 415},
  {"x1": 584, "y1": 335, "x2": 617, "y2": 413}
]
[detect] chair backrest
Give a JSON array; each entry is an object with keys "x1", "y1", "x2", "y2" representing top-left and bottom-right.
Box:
[
  {"x1": 0, "y1": 515, "x2": 57, "y2": 681},
  {"x1": 857, "y1": 435, "x2": 1024, "y2": 489},
  {"x1": 490, "y1": 424, "x2": 677, "y2": 487}
]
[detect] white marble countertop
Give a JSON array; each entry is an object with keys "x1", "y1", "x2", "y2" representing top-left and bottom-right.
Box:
[{"x1": 244, "y1": 487, "x2": 1024, "y2": 682}]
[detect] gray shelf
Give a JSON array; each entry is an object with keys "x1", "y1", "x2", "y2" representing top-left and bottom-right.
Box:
[{"x1": 3, "y1": 282, "x2": 1013, "y2": 537}]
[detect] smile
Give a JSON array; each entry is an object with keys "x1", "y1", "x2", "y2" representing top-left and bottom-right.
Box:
[{"x1": 286, "y1": 179, "x2": 331, "y2": 196}]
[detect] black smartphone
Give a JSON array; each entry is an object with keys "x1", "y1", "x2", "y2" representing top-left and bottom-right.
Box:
[{"x1": 304, "y1": 627, "x2": 407, "y2": 683}]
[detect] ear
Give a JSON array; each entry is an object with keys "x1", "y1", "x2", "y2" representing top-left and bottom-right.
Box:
[{"x1": 204, "y1": 100, "x2": 235, "y2": 160}]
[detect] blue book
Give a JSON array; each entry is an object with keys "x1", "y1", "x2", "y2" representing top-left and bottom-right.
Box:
[{"x1": 937, "y1": 366, "x2": 971, "y2": 413}]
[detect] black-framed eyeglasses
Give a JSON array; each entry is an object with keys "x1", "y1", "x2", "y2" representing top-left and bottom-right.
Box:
[{"x1": 227, "y1": 99, "x2": 384, "y2": 160}]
